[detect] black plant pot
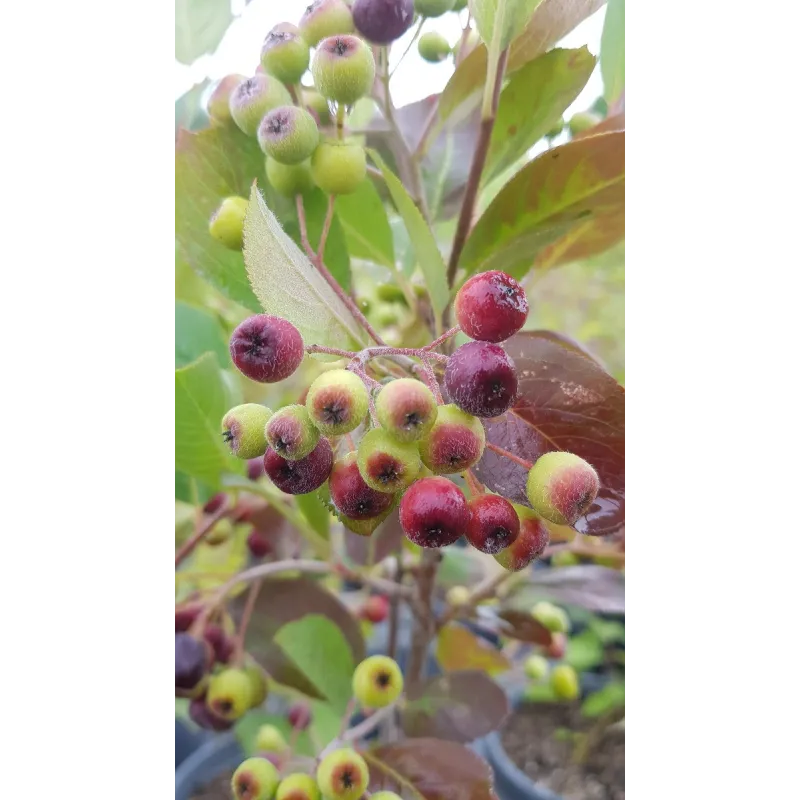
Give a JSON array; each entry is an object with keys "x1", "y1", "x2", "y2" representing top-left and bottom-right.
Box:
[{"x1": 175, "y1": 732, "x2": 243, "y2": 800}]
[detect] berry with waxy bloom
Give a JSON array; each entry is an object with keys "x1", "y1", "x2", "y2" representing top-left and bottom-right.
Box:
[
  {"x1": 257, "y1": 105, "x2": 319, "y2": 165},
  {"x1": 493, "y1": 504, "x2": 550, "y2": 571},
  {"x1": 206, "y1": 668, "x2": 254, "y2": 721},
  {"x1": 221, "y1": 404, "x2": 272, "y2": 459},
  {"x1": 311, "y1": 138, "x2": 367, "y2": 195},
  {"x1": 455, "y1": 270, "x2": 528, "y2": 343},
  {"x1": 232, "y1": 757, "x2": 281, "y2": 800},
  {"x1": 305, "y1": 368, "x2": 369, "y2": 435},
  {"x1": 357, "y1": 427, "x2": 421, "y2": 493},
  {"x1": 444, "y1": 340, "x2": 518, "y2": 418},
  {"x1": 265, "y1": 404, "x2": 320, "y2": 461},
  {"x1": 260, "y1": 23, "x2": 310, "y2": 84},
  {"x1": 526, "y1": 451, "x2": 600, "y2": 526},
  {"x1": 352, "y1": 654, "x2": 404, "y2": 708},
  {"x1": 209, "y1": 196, "x2": 249, "y2": 250},
  {"x1": 264, "y1": 438, "x2": 334, "y2": 495},
  {"x1": 465, "y1": 493, "x2": 520, "y2": 554},
  {"x1": 312, "y1": 35, "x2": 375, "y2": 106},
  {"x1": 230, "y1": 315, "x2": 304, "y2": 384},
  {"x1": 351, "y1": 0, "x2": 414, "y2": 44},
  {"x1": 300, "y1": 0, "x2": 355, "y2": 46},
  {"x1": 375, "y1": 378, "x2": 438, "y2": 442},
  {"x1": 399, "y1": 476, "x2": 469, "y2": 548},
  {"x1": 208, "y1": 74, "x2": 247, "y2": 123},
  {"x1": 419, "y1": 404, "x2": 485, "y2": 474},
  {"x1": 229, "y1": 74, "x2": 292, "y2": 136},
  {"x1": 330, "y1": 453, "x2": 395, "y2": 520},
  {"x1": 316, "y1": 748, "x2": 370, "y2": 800}
]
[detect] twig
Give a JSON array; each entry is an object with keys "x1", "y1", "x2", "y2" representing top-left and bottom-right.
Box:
[
  {"x1": 407, "y1": 549, "x2": 442, "y2": 682},
  {"x1": 485, "y1": 441, "x2": 533, "y2": 470},
  {"x1": 387, "y1": 547, "x2": 403, "y2": 661},
  {"x1": 319, "y1": 702, "x2": 399, "y2": 760},
  {"x1": 295, "y1": 195, "x2": 317, "y2": 261},
  {"x1": 316, "y1": 194, "x2": 335, "y2": 262},
  {"x1": 390, "y1": 17, "x2": 425, "y2": 78},
  {"x1": 422, "y1": 326, "x2": 460, "y2": 351},
  {"x1": 232, "y1": 580, "x2": 262, "y2": 665},
  {"x1": 437, "y1": 569, "x2": 513, "y2": 630},
  {"x1": 175, "y1": 506, "x2": 228, "y2": 566}
]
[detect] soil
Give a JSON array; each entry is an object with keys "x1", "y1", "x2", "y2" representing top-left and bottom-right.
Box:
[
  {"x1": 189, "y1": 769, "x2": 234, "y2": 800},
  {"x1": 499, "y1": 702, "x2": 624, "y2": 800}
]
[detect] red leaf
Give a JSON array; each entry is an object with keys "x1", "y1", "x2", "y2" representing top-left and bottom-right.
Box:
[{"x1": 496, "y1": 609, "x2": 553, "y2": 645}]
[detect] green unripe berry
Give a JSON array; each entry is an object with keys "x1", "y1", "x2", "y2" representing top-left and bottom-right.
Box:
[
  {"x1": 209, "y1": 196, "x2": 249, "y2": 250},
  {"x1": 207, "y1": 668, "x2": 253, "y2": 721},
  {"x1": 524, "y1": 654, "x2": 550, "y2": 681},
  {"x1": 258, "y1": 105, "x2": 320, "y2": 165},
  {"x1": 232, "y1": 757, "x2": 280, "y2": 800},
  {"x1": 316, "y1": 748, "x2": 369, "y2": 800},
  {"x1": 546, "y1": 117, "x2": 565, "y2": 139},
  {"x1": 303, "y1": 89, "x2": 333, "y2": 126},
  {"x1": 229, "y1": 75, "x2": 293, "y2": 137},
  {"x1": 375, "y1": 284, "x2": 407, "y2": 304},
  {"x1": 526, "y1": 451, "x2": 600, "y2": 526},
  {"x1": 375, "y1": 378, "x2": 438, "y2": 443},
  {"x1": 568, "y1": 111, "x2": 601, "y2": 136},
  {"x1": 352, "y1": 655, "x2": 404, "y2": 708},
  {"x1": 300, "y1": 0, "x2": 355, "y2": 47},
  {"x1": 312, "y1": 35, "x2": 375, "y2": 106},
  {"x1": 532, "y1": 601, "x2": 570, "y2": 634},
  {"x1": 256, "y1": 723, "x2": 288, "y2": 753},
  {"x1": 266, "y1": 404, "x2": 320, "y2": 460},
  {"x1": 550, "y1": 663, "x2": 580, "y2": 700},
  {"x1": 277, "y1": 774, "x2": 321, "y2": 800},
  {"x1": 311, "y1": 139, "x2": 367, "y2": 195},
  {"x1": 243, "y1": 663, "x2": 269, "y2": 707},
  {"x1": 357, "y1": 427, "x2": 421, "y2": 493},
  {"x1": 221, "y1": 403, "x2": 272, "y2": 459},
  {"x1": 415, "y1": 0, "x2": 455, "y2": 18},
  {"x1": 306, "y1": 368, "x2": 369, "y2": 435},
  {"x1": 339, "y1": 506, "x2": 393, "y2": 536},
  {"x1": 204, "y1": 517, "x2": 234, "y2": 546},
  {"x1": 208, "y1": 74, "x2": 247, "y2": 123},
  {"x1": 551, "y1": 549, "x2": 579, "y2": 567},
  {"x1": 418, "y1": 31, "x2": 451, "y2": 62},
  {"x1": 446, "y1": 585, "x2": 470, "y2": 606},
  {"x1": 261, "y1": 23, "x2": 310, "y2": 85},
  {"x1": 266, "y1": 157, "x2": 315, "y2": 197}
]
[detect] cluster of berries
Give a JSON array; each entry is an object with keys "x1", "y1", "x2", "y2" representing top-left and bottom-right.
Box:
[
  {"x1": 219, "y1": 269, "x2": 600, "y2": 572},
  {"x1": 522, "y1": 602, "x2": 580, "y2": 700}
]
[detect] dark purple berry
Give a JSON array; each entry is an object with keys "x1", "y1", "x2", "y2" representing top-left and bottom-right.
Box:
[
  {"x1": 247, "y1": 528, "x2": 272, "y2": 558},
  {"x1": 229, "y1": 315, "x2": 304, "y2": 383},
  {"x1": 175, "y1": 633, "x2": 209, "y2": 696},
  {"x1": 352, "y1": 0, "x2": 415, "y2": 45},
  {"x1": 444, "y1": 341, "x2": 518, "y2": 418},
  {"x1": 264, "y1": 438, "x2": 334, "y2": 495}
]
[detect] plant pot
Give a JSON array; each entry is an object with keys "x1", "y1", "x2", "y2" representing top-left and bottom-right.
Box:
[
  {"x1": 175, "y1": 732, "x2": 243, "y2": 800},
  {"x1": 175, "y1": 719, "x2": 212, "y2": 770}
]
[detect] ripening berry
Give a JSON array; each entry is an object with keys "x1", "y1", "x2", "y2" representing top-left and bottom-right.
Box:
[
  {"x1": 339, "y1": 506, "x2": 393, "y2": 536},
  {"x1": 265, "y1": 404, "x2": 320, "y2": 461},
  {"x1": 419, "y1": 404, "x2": 485, "y2": 474},
  {"x1": 248, "y1": 458, "x2": 266, "y2": 480},
  {"x1": 244, "y1": 663, "x2": 269, "y2": 707},
  {"x1": 260, "y1": 23, "x2": 310, "y2": 85},
  {"x1": 360, "y1": 594, "x2": 390, "y2": 623},
  {"x1": 316, "y1": 749, "x2": 370, "y2": 800},
  {"x1": 493, "y1": 504, "x2": 550, "y2": 571},
  {"x1": 256, "y1": 724, "x2": 288, "y2": 753},
  {"x1": 246, "y1": 528, "x2": 272, "y2": 558},
  {"x1": 526, "y1": 451, "x2": 600, "y2": 526},
  {"x1": 305, "y1": 369, "x2": 369, "y2": 435},
  {"x1": 232, "y1": 757, "x2": 281, "y2": 800},
  {"x1": 568, "y1": 111, "x2": 601, "y2": 136},
  {"x1": 455, "y1": 270, "x2": 528, "y2": 343},
  {"x1": 206, "y1": 668, "x2": 254, "y2": 721},
  {"x1": 546, "y1": 117, "x2": 565, "y2": 139},
  {"x1": 264, "y1": 437, "x2": 334, "y2": 495},
  {"x1": 229, "y1": 75, "x2": 293, "y2": 137},
  {"x1": 418, "y1": 31, "x2": 451, "y2": 62},
  {"x1": 202, "y1": 493, "x2": 228, "y2": 515},
  {"x1": 352, "y1": 0, "x2": 415, "y2": 44},
  {"x1": 209, "y1": 196, "x2": 249, "y2": 250},
  {"x1": 311, "y1": 139, "x2": 367, "y2": 195},
  {"x1": 465, "y1": 494, "x2": 520, "y2": 554},
  {"x1": 329, "y1": 453, "x2": 395, "y2": 520},
  {"x1": 299, "y1": 0, "x2": 355, "y2": 46},
  {"x1": 277, "y1": 774, "x2": 321, "y2": 800},
  {"x1": 545, "y1": 632, "x2": 567, "y2": 659},
  {"x1": 445, "y1": 341, "x2": 518, "y2": 418},
  {"x1": 551, "y1": 549, "x2": 580, "y2": 567},
  {"x1": 258, "y1": 106, "x2": 320, "y2": 165},
  {"x1": 352, "y1": 654, "x2": 404, "y2": 708},
  {"x1": 550, "y1": 664, "x2": 580, "y2": 700},
  {"x1": 189, "y1": 694, "x2": 233, "y2": 730},
  {"x1": 357, "y1": 428, "x2": 421, "y2": 493},
  {"x1": 375, "y1": 378, "x2": 438, "y2": 443},
  {"x1": 204, "y1": 517, "x2": 234, "y2": 546},
  {"x1": 203, "y1": 624, "x2": 235, "y2": 664},
  {"x1": 230, "y1": 315, "x2": 305, "y2": 383},
  {"x1": 531, "y1": 601, "x2": 571, "y2": 634},
  {"x1": 414, "y1": 0, "x2": 455, "y2": 18},
  {"x1": 175, "y1": 633, "x2": 209, "y2": 697},
  {"x1": 399, "y1": 476, "x2": 469, "y2": 548},
  {"x1": 446, "y1": 585, "x2": 470, "y2": 606},
  {"x1": 221, "y1": 403, "x2": 272, "y2": 459},
  {"x1": 208, "y1": 74, "x2": 247, "y2": 123},
  {"x1": 312, "y1": 35, "x2": 375, "y2": 106},
  {"x1": 175, "y1": 603, "x2": 202, "y2": 632},
  {"x1": 287, "y1": 702, "x2": 312, "y2": 730},
  {"x1": 266, "y1": 157, "x2": 315, "y2": 197},
  {"x1": 524, "y1": 654, "x2": 549, "y2": 681}
]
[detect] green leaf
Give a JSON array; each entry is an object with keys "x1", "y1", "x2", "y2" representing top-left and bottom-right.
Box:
[
  {"x1": 601, "y1": 0, "x2": 625, "y2": 104},
  {"x1": 175, "y1": 470, "x2": 215, "y2": 504},
  {"x1": 175, "y1": 301, "x2": 230, "y2": 369},
  {"x1": 581, "y1": 681, "x2": 625, "y2": 718},
  {"x1": 484, "y1": 47, "x2": 596, "y2": 184},
  {"x1": 460, "y1": 131, "x2": 625, "y2": 279},
  {"x1": 565, "y1": 628, "x2": 605, "y2": 672},
  {"x1": 335, "y1": 179, "x2": 395, "y2": 268},
  {"x1": 175, "y1": 0, "x2": 233, "y2": 65},
  {"x1": 274, "y1": 615, "x2": 356, "y2": 714},
  {"x1": 175, "y1": 81, "x2": 210, "y2": 132},
  {"x1": 295, "y1": 491, "x2": 331, "y2": 541},
  {"x1": 473, "y1": 0, "x2": 544, "y2": 53},
  {"x1": 175, "y1": 353, "x2": 242, "y2": 488},
  {"x1": 244, "y1": 184, "x2": 369, "y2": 351},
  {"x1": 367, "y1": 150, "x2": 449, "y2": 321},
  {"x1": 588, "y1": 616, "x2": 625, "y2": 644}
]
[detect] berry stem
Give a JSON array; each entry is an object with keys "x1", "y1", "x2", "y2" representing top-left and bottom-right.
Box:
[
  {"x1": 387, "y1": 546, "x2": 403, "y2": 661},
  {"x1": 335, "y1": 102, "x2": 346, "y2": 139},
  {"x1": 418, "y1": 355, "x2": 443, "y2": 404},
  {"x1": 175, "y1": 505, "x2": 229, "y2": 566},
  {"x1": 464, "y1": 469, "x2": 484, "y2": 497},
  {"x1": 337, "y1": 696, "x2": 358, "y2": 739},
  {"x1": 485, "y1": 441, "x2": 533, "y2": 470},
  {"x1": 422, "y1": 325, "x2": 460, "y2": 351},
  {"x1": 316, "y1": 193, "x2": 335, "y2": 262},
  {"x1": 407, "y1": 549, "x2": 442, "y2": 682},
  {"x1": 232, "y1": 579, "x2": 262, "y2": 666},
  {"x1": 389, "y1": 17, "x2": 425, "y2": 79}
]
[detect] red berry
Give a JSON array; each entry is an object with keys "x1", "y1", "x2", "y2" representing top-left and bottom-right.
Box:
[
  {"x1": 202, "y1": 493, "x2": 227, "y2": 515},
  {"x1": 175, "y1": 603, "x2": 202, "y2": 632},
  {"x1": 352, "y1": 0, "x2": 414, "y2": 45},
  {"x1": 399, "y1": 477, "x2": 469, "y2": 548},
  {"x1": 445, "y1": 341, "x2": 518, "y2": 418},
  {"x1": 264, "y1": 438, "x2": 333, "y2": 495},
  {"x1": 329, "y1": 454, "x2": 394, "y2": 520},
  {"x1": 494, "y1": 506, "x2": 550, "y2": 571},
  {"x1": 189, "y1": 694, "x2": 233, "y2": 731},
  {"x1": 455, "y1": 270, "x2": 528, "y2": 343},
  {"x1": 465, "y1": 494, "x2": 520, "y2": 554},
  {"x1": 247, "y1": 458, "x2": 265, "y2": 481},
  {"x1": 288, "y1": 702, "x2": 312, "y2": 730},
  {"x1": 229, "y1": 315, "x2": 304, "y2": 383},
  {"x1": 247, "y1": 528, "x2": 272, "y2": 558},
  {"x1": 360, "y1": 594, "x2": 390, "y2": 623},
  {"x1": 204, "y1": 624, "x2": 235, "y2": 664}
]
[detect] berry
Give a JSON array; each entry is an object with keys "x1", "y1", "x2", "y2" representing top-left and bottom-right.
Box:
[
  {"x1": 221, "y1": 403, "x2": 273, "y2": 459},
  {"x1": 568, "y1": 111, "x2": 601, "y2": 136},
  {"x1": 204, "y1": 624, "x2": 235, "y2": 663},
  {"x1": 266, "y1": 157, "x2": 315, "y2": 197},
  {"x1": 399, "y1": 476, "x2": 468, "y2": 548},
  {"x1": 546, "y1": 117, "x2": 565, "y2": 139},
  {"x1": 445, "y1": 341, "x2": 518, "y2": 418},
  {"x1": 306, "y1": 369, "x2": 369, "y2": 435},
  {"x1": 277, "y1": 774, "x2": 321, "y2": 800},
  {"x1": 371, "y1": 794, "x2": 403, "y2": 800},
  {"x1": 418, "y1": 31, "x2": 451, "y2": 62},
  {"x1": 247, "y1": 528, "x2": 272, "y2": 558},
  {"x1": 303, "y1": 89, "x2": 333, "y2": 126},
  {"x1": 209, "y1": 196, "x2": 249, "y2": 250},
  {"x1": 316, "y1": 749, "x2": 370, "y2": 800},
  {"x1": 202, "y1": 493, "x2": 228, "y2": 515},
  {"x1": 360, "y1": 594, "x2": 390, "y2": 623},
  {"x1": 208, "y1": 74, "x2": 247, "y2": 123},
  {"x1": 551, "y1": 550, "x2": 580, "y2": 567},
  {"x1": 311, "y1": 139, "x2": 367, "y2": 194},
  {"x1": 232, "y1": 757, "x2": 281, "y2": 800},
  {"x1": 550, "y1": 663, "x2": 580, "y2": 700},
  {"x1": 329, "y1": 453, "x2": 395, "y2": 520},
  {"x1": 375, "y1": 378, "x2": 438, "y2": 443},
  {"x1": 256, "y1": 724, "x2": 288, "y2": 753},
  {"x1": 189, "y1": 694, "x2": 233, "y2": 730},
  {"x1": 526, "y1": 452, "x2": 600, "y2": 526},
  {"x1": 419, "y1": 404, "x2": 485, "y2": 474},
  {"x1": 266, "y1": 404, "x2": 320, "y2": 461},
  {"x1": 206, "y1": 668, "x2": 253, "y2": 720},
  {"x1": 175, "y1": 603, "x2": 202, "y2": 632},
  {"x1": 545, "y1": 632, "x2": 567, "y2": 659},
  {"x1": 260, "y1": 23, "x2": 310, "y2": 84},
  {"x1": 494, "y1": 505, "x2": 550, "y2": 571},
  {"x1": 465, "y1": 494, "x2": 520, "y2": 554},
  {"x1": 414, "y1": 0, "x2": 455, "y2": 18},
  {"x1": 264, "y1": 438, "x2": 334, "y2": 494},
  {"x1": 446, "y1": 585, "x2": 470, "y2": 606},
  {"x1": 352, "y1": 655, "x2": 404, "y2": 708},
  {"x1": 357, "y1": 428, "x2": 421, "y2": 493},
  {"x1": 244, "y1": 663, "x2": 269, "y2": 707},
  {"x1": 312, "y1": 35, "x2": 375, "y2": 106},
  {"x1": 205, "y1": 517, "x2": 235, "y2": 546},
  {"x1": 531, "y1": 601, "x2": 571, "y2": 634},
  {"x1": 455, "y1": 270, "x2": 528, "y2": 343},
  {"x1": 352, "y1": 0, "x2": 415, "y2": 44},
  {"x1": 175, "y1": 633, "x2": 209, "y2": 697},
  {"x1": 339, "y1": 506, "x2": 393, "y2": 536},
  {"x1": 300, "y1": 0, "x2": 355, "y2": 46},
  {"x1": 288, "y1": 702, "x2": 312, "y2": 730},
  {"x1": 230, "y1": 314, "x2": 305, "y2": 384},
  {"x1": 524, "y1": 654, "x2": 550, "y2": 681},
  {"x1": 258, "y1": 106, "x2": 320, "y2": 165},
  {"x1": 229, "y1": 75, "x2": 292, "y2": 137}
]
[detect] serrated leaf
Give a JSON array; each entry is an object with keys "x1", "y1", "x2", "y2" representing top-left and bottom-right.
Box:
[
  {"x1": 175, "y1": 301, "x2": 230, "y2": 368},
  {"x1": 175, "y1": 0, "x2": 233, "y2": 65},
  {"x1": 581, "y1": 680, "x2": 624, "y2": 717},
  {"x1": 601, "y1": 0, "x2": 624, "y2": 104},
  {"x1": 436, "y1": 625, "x2": 511, "y2": 675},
  {"x1": 243, "y1": 184, "x2": 369, "y2": 351},
  {"x1": 335, "y1": 179, "x2": 395, "y2": 268}
]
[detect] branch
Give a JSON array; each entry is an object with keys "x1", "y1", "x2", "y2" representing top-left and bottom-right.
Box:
[
  {"x1": 316, "y1": 194, "x2": 335, "y2": 262},
  {"x1": 232, "y1": 579, "x2": 262, "y2": 665},
  {"x1": 436, "y1": 569, "x2": 513, "y2": 630},
  {"x1": 175, "y1": 506, "x2": 228, "y2": 566},
  {"x1": 407, "y1": 549, "x2": 442, "y2": 682},
  {"x1": 485, "y1": 441, "x2": 533, "y2": 470}
]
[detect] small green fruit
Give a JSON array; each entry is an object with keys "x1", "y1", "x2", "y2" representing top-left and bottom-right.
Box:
[
  {"x1": 232, "y1": 757, "x2": 280, "y2": 800},
  {"x1": 303, "y1": 89, "x2": 333, "y2": 126},
  {"x1": 375, "y1": 284, "x2": 407, "y2": 304},
  {"x1": 243, "y1": 663, "x2": 269, "y2": 707},
  {"x1": 338, "y1": 506, "x2": 393, "y2": 536},
  {"x1": 258, "y1": 105, "x2": 320, "y2": 164},
  {"x1": 357, "y1": 428, "x2": 421, "y2": 493},
  {"x1": 300, "y1": 0, "x2": 355, "y2": 47},
  {"x1": 419, "y1": 404, "x2": 485, "y2": 474},
  {"x1": 312, "y1": 35, "x2": 375, "y2": 106},
  {"x1": 306, "y1": 369, "x2": 369, "y2": 435},
  {"x1": 221, "y1": 403, "x2": 272, "y2": 459},
  {"x1": 208, "y1": 74, "x2": 247, "y2": 123},
  {"x1": 266, "y1": 157, "x2": 315, "y2": 196},
  {"x1": 415, "y1": 0, "x2": 455, "y2": 18},
  {"x1": 551, "y1": 549, "x2": 579, "y2": 567},
  {"x1": 352, "y1": 655, "x2": 404, "y2": 708},
  {"x1": 568, "y1": 111, "x2": 601, "y2": 136},
  {"x1": 550, "y1": 663, "x2": 580, "y2": 700},
  {"x1": 311, "y1": 139, "x2": 367, "y2": 195},
  {"x1": 266, "y1": 404, "x2": 320, "y2": 461},
  {"x1": 204, "y1": 517, "x2": 234, "y2": 546},
  {"x1": 229, "y1": 75, "x2": 293, "y2": 137},
  {"x1": 261, "y1": 23, "x2": 310, "y2": 84},
  {"x1": 207, "y1": 668, "x2": 253, "y2": 721},
  {"x1": 418, "y1": 31, "x2": 451, "y2": 62},
  {"x1": 526, "y1": 452, "x2": 600, "y2": 526},
  {"x1": 531, "y1": 601, "x2": 570, "y2": 634},
  {"x1": 255, "y1": 723, "x2": 288, "y2": 753},
  {"x1": 446, "y1": 585, "x2": 470, "y2": 606},
  {"x1": 316, "y1": 748, "x2": 370, "y2": 800},
  {"x1": 376, "y1": 378, "x2": 438, "y2": 443},
  {"x1": 209, "y1": 196, "x2": 249, "y2": 250},
  {"x1": 546, "y1": 117, "x2": 565, "y2": 139},
  {"x1": 524, "y1": 654, "x2": 550, "y2": 681},
  {"x1": 277, "y1": 774, "x2": 321, "y2": 800}
]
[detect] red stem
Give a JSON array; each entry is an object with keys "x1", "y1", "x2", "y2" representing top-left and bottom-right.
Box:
[
  {"x1": 316, "y1": 194, "x2": 335, "y2": 262},
  {"x1": 485, "y1": 441, "x2": 533, "y2": 470},
  {"x1": 175, "y1": 507, "x2": 228, "y2": 566},
  {"x1": 232, "y1": 579, "x2": 262, "y2": 666},
  {"x1": 464, "y1": 469, "x2": 484, "y2": 497},
  {"x1": 422, "y1": 326, "x2": 460, "y2": 351}
]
